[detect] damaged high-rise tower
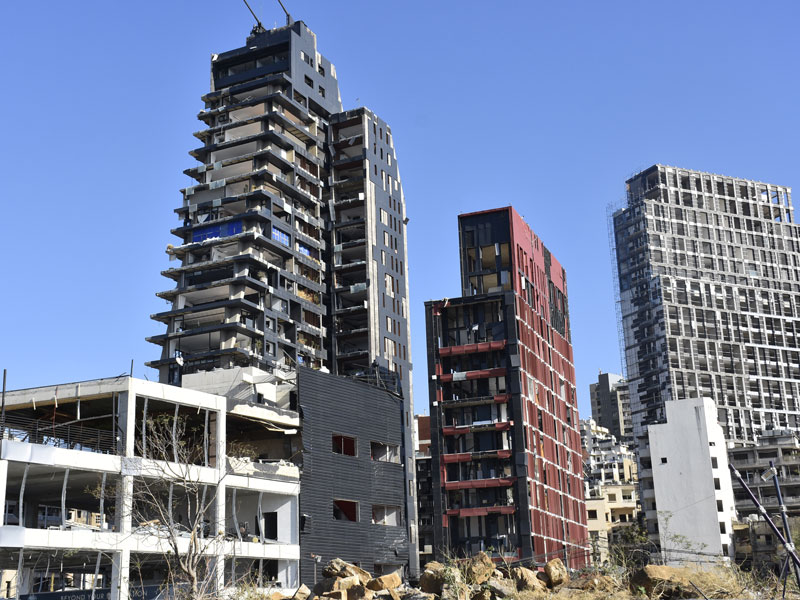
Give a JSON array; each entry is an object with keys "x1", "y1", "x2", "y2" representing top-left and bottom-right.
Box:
[
  {"x1": 146, "y1": 19, "x2": 417, "y2": 577},
  {"x1": 613, "y1": 165, "x2": 796, "y2": 554},
  {"x1": 425, "y1": 207, "x2": 588, "y2": 566}
]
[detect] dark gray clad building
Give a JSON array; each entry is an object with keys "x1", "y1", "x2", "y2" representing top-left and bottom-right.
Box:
[{"x1": 297, "y1": 368, "x2": 409, "y2": 583}]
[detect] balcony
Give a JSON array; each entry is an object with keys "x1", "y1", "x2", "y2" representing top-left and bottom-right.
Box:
[
  {"x1": 439, "y1": 367, "x2": 506, "y2": 384},
  {"x1": 443, "y1": 477, "x2": 515, "y2": 491},
  {"x1": 440, "y1": 393, "x2": 511, "y2": 408},
  {"x1": 226, "y1": 457, "x2": 299, "y2": 482},
  {"x1": 446, "y1": 505, "x2": 515, "y2": 517},
  {"x1": 3, "y1": 413, "x2": 117, "y2": 455},
  {"x1": 438, "y1": 340, "x2": 507, "y2": 358},
  {"x1": 442, "y1": 449, "x2": 512, "y2": 464},
  {"x1": 442, "y1": 420, "x2": 512, "y2": 436}
]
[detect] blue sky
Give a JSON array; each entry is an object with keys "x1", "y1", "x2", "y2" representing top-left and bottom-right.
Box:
[{"x1": 1, "y1": 1, "x2": 798, "y2": 420}]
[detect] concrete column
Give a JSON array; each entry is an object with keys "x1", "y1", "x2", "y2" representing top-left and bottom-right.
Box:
[
  {"x1": 213, "y1": 405, "x2": 227, "y2": 592},
  {"x1": 117, "y1": 386, "x2": 137, "y2": 536},
  {"x1": 110, "y1": 549, "x2": 130, "y2": 600},
  {"x1": 116, "y1": 475, "x2": 133, "y2": 536},
  {"x1": 16, "y1": 567, "x2": 31, "y2": 597},
  {"x1": 118, "y1": 389, "x2": 137, "y2": 458}
]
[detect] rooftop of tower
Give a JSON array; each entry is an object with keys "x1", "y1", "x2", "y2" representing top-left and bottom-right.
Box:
[{"x1": 626, "y1": 163, "x2": 792, "y2": 190}]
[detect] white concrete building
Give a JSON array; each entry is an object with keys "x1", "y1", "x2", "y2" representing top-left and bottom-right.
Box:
[
  {"x1": 0, "y1": 374, "x2": 300, "y2": 599},
  {"x1": 645, "y1": 398, "x2": 736, "y2": 565}
]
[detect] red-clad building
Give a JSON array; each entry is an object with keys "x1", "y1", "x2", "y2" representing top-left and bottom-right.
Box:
[{"x1": 424, "y1": 206, "x2": 588, "y2": 566}]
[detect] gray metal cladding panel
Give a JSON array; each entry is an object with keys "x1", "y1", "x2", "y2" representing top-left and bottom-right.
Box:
[{"x1": 298, "y1": 368, "x2": 409, "y2": 583}]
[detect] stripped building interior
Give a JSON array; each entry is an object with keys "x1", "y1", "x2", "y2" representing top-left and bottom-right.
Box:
[{"x1": 0, "y1": 374, "x2": 300, "y2": 599}]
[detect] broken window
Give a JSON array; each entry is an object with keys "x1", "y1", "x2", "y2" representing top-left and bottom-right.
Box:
[
  {"x1": 264, "y1": 511, "x2": 278, "y2": 540},
  {"x1": 371, "y1": 504, "x2": 401, "y2": 526},
  {"x1": 371, "y1": 442, "x2": 400, "y2": 463},
  {"x1": 333, "y1": 499, "x2": 358, "y2": 521},
  {"x1": 332, "y1": 434, "x2": 356, "y2": 456}
]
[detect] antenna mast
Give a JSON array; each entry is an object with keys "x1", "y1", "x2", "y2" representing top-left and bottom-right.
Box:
[
  {"x1": 276, "y1": 0, "x2": 293, "y2": 26},
  {"x1": 242, "y1": 0, "x2": 266, "y2": 34}
]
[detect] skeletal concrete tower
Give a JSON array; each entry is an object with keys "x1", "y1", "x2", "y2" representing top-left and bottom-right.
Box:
[
  {"x1": 613, "y1": 164, "x2": 796, "y2": 546},
  {"x1": 614, "y1": 165, "x2": 797, "y2": 444},
  {"x1": 146, "y1": 20, "x2": 417, "y2": 574}
]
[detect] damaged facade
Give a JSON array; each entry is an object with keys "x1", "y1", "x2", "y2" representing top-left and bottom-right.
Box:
[
  {"x1": 296, "y1": 368, "x2": 410, "y2": 581},
  {"x1": 0, "y1": 364, "x2": 414, "y2": 598},
  {"x1": 145, "y1": 19, "x2": 417, "y2": 575},
  {"x1": 425, "y1": 207, "x2": 587, "y2": 567},
  {"x1": 613, "y1": 165, "x2": 797, "y2": 550},
  {"x1": 0, "y1": 374, "x2": 300, "y2": 599}
]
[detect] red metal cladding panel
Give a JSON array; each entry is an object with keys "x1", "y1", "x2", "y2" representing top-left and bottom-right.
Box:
[
  {"x1": 438, "y1": 340, "x2": 507, "y2": 357},
  {"x1": 441, "y1": 421, "x2": 512, "y2": 436},
  {"x1": 443, "y1": 477, "x2": 516, "y2": 490},
  {"x1": 439, "y1": 367, "x2": 506, "y2": 383},
  {"x1": 442, "y1": 452, "x2": 471, "y2": 463},
  {"x1": 446, "y1": 506, "x2": 516, "y2": 518}
]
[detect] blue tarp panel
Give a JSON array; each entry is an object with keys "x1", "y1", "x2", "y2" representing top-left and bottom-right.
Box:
[
  {"x1": 272, "y1": 227, "x2": 290, "y2": 246},
  {"x1": 192, "y1": 220, "x2": 242, "y2": 243}
]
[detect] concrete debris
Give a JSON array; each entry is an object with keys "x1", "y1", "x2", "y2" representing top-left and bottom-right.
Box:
[
  {"x1": 368, "y1": 571, "x2": 403, "y2": 591},
  {"x1": 323, "y1": 558, "x2": 373, "y2": 585},
  {"x1": 484, "y1": 578, "x2": 515, "y2": 599},
  {"x1": 294, "y1": 584, "x2": 312, "y2": 600},
  {"x1": 307, "y1": 557, "x2": 578, "y2": 600},
  {"x1": 629, "y1": 565, "x2": 694, "y2": 599},
  {"x1": 510, "y1": 567, "x2": 547, "y2": 592},
  {"x1": 543, "y1": 559, "x2": 569, "y2": 588},
  {"x1": 419, "y1": 561, "x2": 461, "y2": 596},
  {"x1": 463, "y1": 552, "x2": 495, "y2": 585},
  {"x1": 470, "y1": 588, "x2": 492, "y2": 600}
]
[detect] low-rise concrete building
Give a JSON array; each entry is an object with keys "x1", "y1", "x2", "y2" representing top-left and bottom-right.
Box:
[
  {"x1": 580, "y1": 419, "x2": 639, "y2": 564},
  {"x1": 0, "y1": 374, "x2": 301, "y2": 599},
  {"x1": 585, "y1": 482, "x2": 639, "y2": 564},
  {"x1": 728, "y1": 429, "x2": 800, "y2": 517},
  {"x1": 643, "y1": 398, "x2": 736, "y2": 565}
]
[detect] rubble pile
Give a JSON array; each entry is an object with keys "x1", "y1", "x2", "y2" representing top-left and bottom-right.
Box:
[
  {"x1": 304, "y1": 554, "x2": 572, "y2": 600},
  {"x1": 275, "y1": 555, "x2": 767, "y2": 600}
]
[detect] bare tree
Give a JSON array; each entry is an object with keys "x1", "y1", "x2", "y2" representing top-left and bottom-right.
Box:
[{"x1": 127, "y1": 414, "x2": 250, "y2": 599}]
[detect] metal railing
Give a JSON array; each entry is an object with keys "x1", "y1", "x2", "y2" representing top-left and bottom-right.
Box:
[{"x1": 2, "y1": 413, "x2": 117, "y2": 455}]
